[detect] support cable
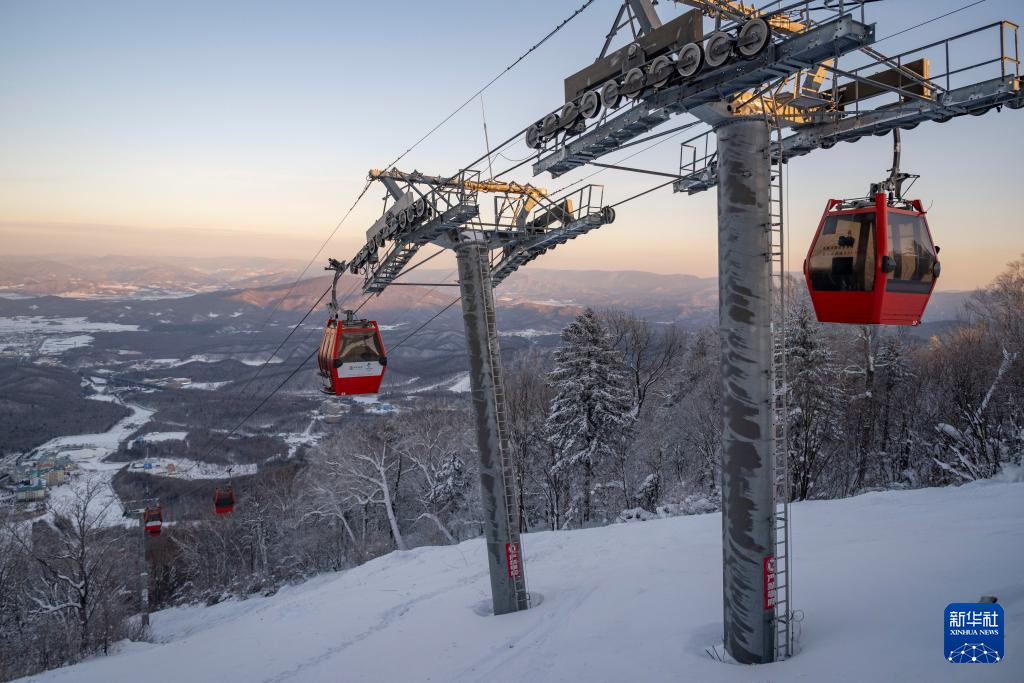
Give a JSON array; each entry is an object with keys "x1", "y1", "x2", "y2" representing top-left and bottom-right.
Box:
[
  {"x1": 201, "y1": 1, "x2": 601, "y2": 456},
  {"x1": 608, "y1": 177, "x2": 679, "y2": 208},
  {"x1": 201, "y1": 347, "x2": 319, "y2": 459},
  {"x1": 233, "y1": 284, "x2": 332, "y2": 398},
  {"x1": 388, "y1": 297, "x2": 463, "y2": 353},
  {"x1": 379, "y1": 0, "x2": 599, "y2": 173},
  {"x1": 255, "y1": 180, "x2": 373, "y2": 331},
  {"x1": 874, "y1": 0, "x2": 988, "y2": 44}
]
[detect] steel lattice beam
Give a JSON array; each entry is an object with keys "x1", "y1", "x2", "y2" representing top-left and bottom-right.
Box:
[
  {"x1": 534, "y1": 14, "x2": 874, "y2": 177},
  {"x1": 674, "y1": 75, "x2": 1024, "y2": 194}
]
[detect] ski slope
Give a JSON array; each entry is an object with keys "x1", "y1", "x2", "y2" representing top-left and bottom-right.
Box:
[{"x1": 22, "y1": 477, "x2": 1024, "y2": 683}]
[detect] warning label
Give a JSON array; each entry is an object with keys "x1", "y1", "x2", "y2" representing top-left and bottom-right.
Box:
[
  {"x1": 763, "y1": 555, "x2": 777, "y2": 610},
  {"x1": 506, "y1": 543, "x2": 522, "y2": 578}
]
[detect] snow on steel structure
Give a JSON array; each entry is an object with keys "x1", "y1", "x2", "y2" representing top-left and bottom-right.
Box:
[
  {"x1": 521, "y1": 0, "x2": 1023, "y2": 666},
  {"x1": 336, "y1": 167, "x2": 615, "y2": 616}
]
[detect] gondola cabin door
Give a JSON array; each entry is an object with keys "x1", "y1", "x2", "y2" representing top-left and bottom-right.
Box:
[
  {"x1": 317, "y1": 314, "x2": 387, "y2": 396},
  {"x1": 804, "y1": 192, "x2": 940, "y2": 326}
]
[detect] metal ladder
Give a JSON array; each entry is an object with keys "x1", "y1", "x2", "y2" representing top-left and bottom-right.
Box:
[
  {"x1": 481, "y1": 257, "x2": 531, "y2": 609},
  {"x1": 767, "y1": 120, "x2": 793, "y2": 661}
]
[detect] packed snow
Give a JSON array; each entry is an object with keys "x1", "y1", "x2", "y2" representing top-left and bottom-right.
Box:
[
  {"x1": 129, "y1": 459, "x2": 257, "y2": 480},
  {"x1": 136, "y1": 353, "x2": 284, "y2": 368},
  {"x1": 0, "y1": 316, "x2": 139, "y2": 357},
  {"x1": 405, "y1": 372, "x2": 472, "y2": 394},
  {"x1": 498, "y1": 328, "x2": 560, "y2": 339},
  {"x1": 132, "y1": 431, "x2": 189, "y2": 444},
  {"x1": 0, "y1": 316, "x2": 140, "y2": 334},
  {"x1": 180, "y1": 381, "x2": 232, "y2": 391},
  {"x1": 38, "y1": 334, "x2": 95, "y2": 354},
  {"x1": 19, "y1": 479, "x2": 1023, "y2": 682}
]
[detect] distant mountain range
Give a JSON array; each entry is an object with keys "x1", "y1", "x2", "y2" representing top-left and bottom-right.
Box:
[
  {"x1": 0, "y1": 255, "x2": 308, "y2": 298},
  {"x1": 0, "y1": 255, "x2": 973, "y2": 328}
]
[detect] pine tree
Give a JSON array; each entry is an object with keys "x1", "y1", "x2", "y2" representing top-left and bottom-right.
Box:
[{"x1": 546, "y1": 308, "x2": 635, "y2": 525}]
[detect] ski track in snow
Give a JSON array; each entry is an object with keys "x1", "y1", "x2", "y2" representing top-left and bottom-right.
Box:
[{"x1": 18, "y1": 479, "x2": 1024, "y2": 683}]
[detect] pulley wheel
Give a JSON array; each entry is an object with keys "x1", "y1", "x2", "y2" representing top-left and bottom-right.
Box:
[
  {"x1": 540, "y1": 112, "x2": 560, "y2": 139},
  {"x1": 676, "y1": 42, "x2": 704, "y2": 79},
  {"x1": 736, "y1": 18, "x2": 771, "y2": 59},
  {"x1": 705, "y1": 31, "x2": 733, "y2": 68},
  {"x1": 579, "y1": 90, "x2": 601, "y2": 119},
  {"x1": 412, "y1": 199, "x2": 426, "y2": 218},
  {"x1": 525, "y1": 123, "x2": 542, "y2": 149},
  {"x1": 648, "y1": 55, "x2": 674, "y2": 89},
  {"x1": 621, "y1": 67, "x2": 646, "y2": 98},
  {"x1": 601, "y1": 80, "x2": 622, "y2": 111},
  {"x1": 397, "y1": 209, "x2": 409, "y2": 229},
  {"x1": 559, "y1": 101, "x2": 580, "y2": 129},
  {"x1": 601, "y1": 206, "x2": 616, "y2": 224}
]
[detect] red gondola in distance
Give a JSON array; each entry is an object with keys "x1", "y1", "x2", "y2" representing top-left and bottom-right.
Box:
[
  {"x1": 213, "y1": 486, "x2": 235, "y2": 515},
  {"x1": 143, "y1": 506, "x2": 163, "y2": 537},
  {"x1": 317, "y1": 312, "x2": 387, "y2": 396},
  {"x1": 804, "y1": 191, "x2": 940, "y2": 326}
]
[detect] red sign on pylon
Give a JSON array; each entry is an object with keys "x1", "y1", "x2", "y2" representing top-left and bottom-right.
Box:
[
  {"x1": 763, "y1": 555, "x2": 777, "y2": 610},
  {"x1": 506, "y1": 543, "x2": 521, "y2": 578}
]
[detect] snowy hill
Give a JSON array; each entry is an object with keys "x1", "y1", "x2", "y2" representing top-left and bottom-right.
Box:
[{"x1": 21, "y1": 479, "x2": 1023, "y2": 683}]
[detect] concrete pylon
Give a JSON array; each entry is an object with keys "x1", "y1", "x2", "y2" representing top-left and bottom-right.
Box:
[
  {"x1": 455, "y1": 239, "x2": 529, "y2": 616},
  {"x1": 715, "y1": 116, "x2": 776, "y2": 663}
]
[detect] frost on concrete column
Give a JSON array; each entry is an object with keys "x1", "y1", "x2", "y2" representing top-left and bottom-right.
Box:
[
  {"x1": 715, "y1": 116, "x2": 776, "y2": 664},
  {"x1": 455, "y1": 239, "x2": 529, "y2": 616}
]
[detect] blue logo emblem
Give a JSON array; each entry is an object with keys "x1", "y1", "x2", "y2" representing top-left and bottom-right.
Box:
[{"x1": 945, "y1": 603, "x2": 1003, "y2": 663}]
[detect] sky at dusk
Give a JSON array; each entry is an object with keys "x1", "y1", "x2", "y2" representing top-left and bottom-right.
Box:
[{"x1": 1, "y1": 0, "x2": 1022, "y2": 291}]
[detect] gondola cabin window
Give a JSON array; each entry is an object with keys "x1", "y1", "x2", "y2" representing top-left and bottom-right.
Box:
[
  {"x1": 887, "y1": 212, "x2": 937, "y2": 293},
  {"x1": 338, "y1": 331, "x2": 383, "y2": 364},
  {"x1": 807, "y1": 213, "x2": 875, "y2": 292}
]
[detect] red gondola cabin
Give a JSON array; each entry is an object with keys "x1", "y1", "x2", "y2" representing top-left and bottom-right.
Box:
[
  {"x1": 143, "y1": 506, "x2": 163, "y2": 537},
  {"x1": 213, "y1": 486, "x2": 235, "y2": 515},
  {"x1": 804, "y1": 192, "x2": 940, "y2": 326},
  {"x1": 317, "y1": 313, "x2": 387, "y2": 396}
]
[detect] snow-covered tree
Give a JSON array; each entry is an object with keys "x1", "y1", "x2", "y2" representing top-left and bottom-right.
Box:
[
  {"x1": 397, "y1": 409, "x2": 472, "y2": 545},
  {"x1": 786, "y1": 300, "x2": 844, "y2": 500},
  {"x1": 546, "y1": 308, "x2": 635, "y2": 525},
  {"x1": 12, "y1": 477, "x2": 131, "y2": 659},
  {"x1": 933, "y1": 348, "x2": 1022, "y2": 481}
]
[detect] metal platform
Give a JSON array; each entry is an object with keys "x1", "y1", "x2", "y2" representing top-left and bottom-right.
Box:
[
  {"x1": 492, "y1": 209, "x2": 614, "y2": 287},
  {"x1": 674, "y1": 75, "x2": 1023, "y2": 195},
  {"x1": 361, "y1": 201, "x2": 479, "y2": 293},
  {"x1": 534, "y1": 14, "x2": 874, "y2": 178},
  {"x1": 673, "y1": 20, "x2": 1023, "y2": 194}
]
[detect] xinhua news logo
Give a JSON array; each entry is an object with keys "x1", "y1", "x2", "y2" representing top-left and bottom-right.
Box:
[{"x1": 945, "y1": 603, "x2": 1004, "y2": 663}]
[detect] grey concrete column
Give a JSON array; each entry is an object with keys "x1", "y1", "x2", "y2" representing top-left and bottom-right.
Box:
[
  {"x1": 715, "y1": 116, "x2": 776, "y2": 664},
  {"x1": 455, "y1": 240, "x2": 529, "y2": 616}
]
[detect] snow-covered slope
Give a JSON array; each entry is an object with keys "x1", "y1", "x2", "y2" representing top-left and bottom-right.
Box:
[{"x1": 22, "y1": 479, "x2": 1023, "y2": 683}]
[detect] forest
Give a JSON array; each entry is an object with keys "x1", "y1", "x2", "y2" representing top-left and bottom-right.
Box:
[{"x1": 1, "y1": 256, "x2": 1021, "y2": 682}]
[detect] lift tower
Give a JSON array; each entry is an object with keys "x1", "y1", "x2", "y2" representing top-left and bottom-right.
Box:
[
  {"x1": 340, "y1": 169, "x2": 614, "y2": 615},
  {"x1": 524, "y1": 0, "x2": 1022, "y2": 664}
]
